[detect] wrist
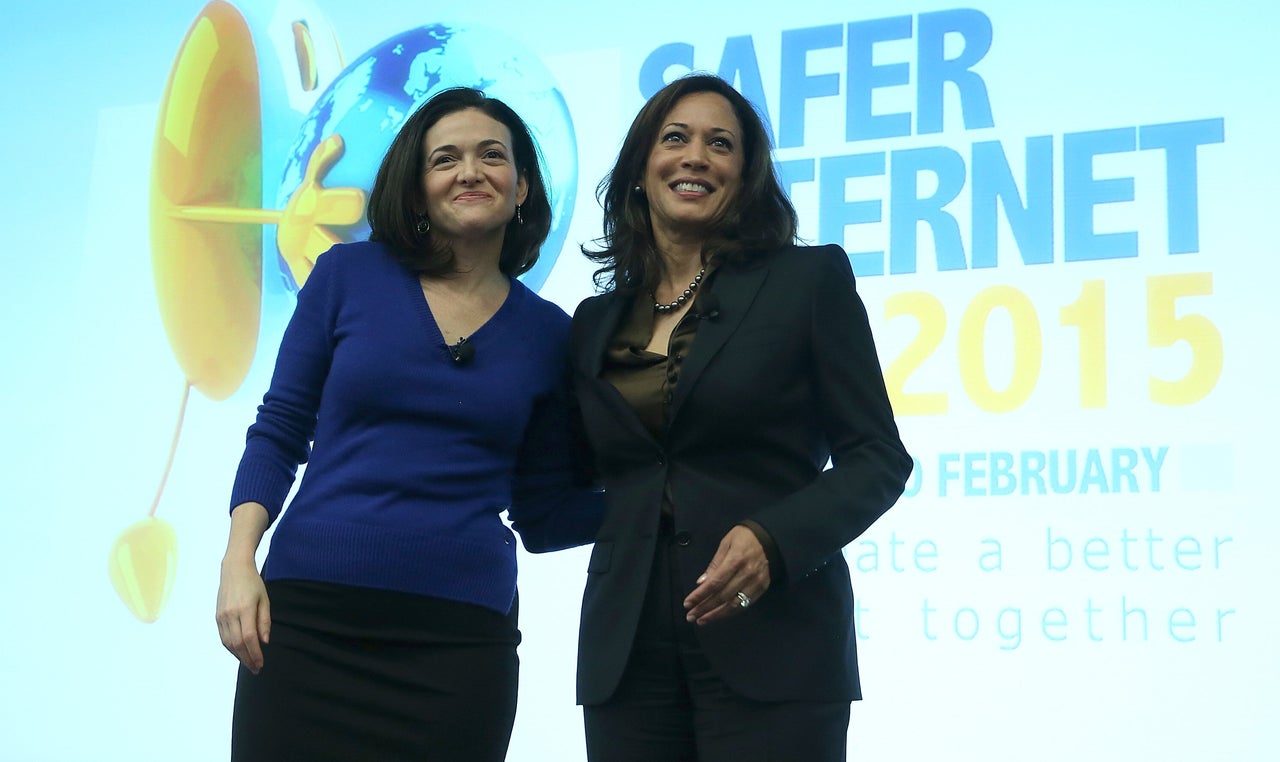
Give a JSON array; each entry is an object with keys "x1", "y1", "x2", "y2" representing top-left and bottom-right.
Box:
[{"x1": 221, "y1": 549, "x2": 258, "y2": 570}]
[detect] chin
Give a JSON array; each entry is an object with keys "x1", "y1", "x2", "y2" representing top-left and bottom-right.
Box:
[{"x1": 447, "y1": 223, "x2": 509, "y2": 241}]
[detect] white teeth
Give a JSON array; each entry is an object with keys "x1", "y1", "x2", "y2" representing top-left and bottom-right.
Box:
[{"x1": 674, "y1": 182, "x2": 709, "y2": 193}]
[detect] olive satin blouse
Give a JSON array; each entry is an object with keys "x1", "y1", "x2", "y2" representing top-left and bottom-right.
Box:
[{"x1": 599, "y1": 289, "x2": 697, "y2": 443}]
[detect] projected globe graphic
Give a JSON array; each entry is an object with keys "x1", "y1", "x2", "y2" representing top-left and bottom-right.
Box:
[{"x1": 276, "y1": 24, "x2": 577, "y2": 291}]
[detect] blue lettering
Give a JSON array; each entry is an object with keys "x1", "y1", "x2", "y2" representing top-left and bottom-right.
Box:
[
  {"x1": 1079, "y1": 448, "x2": 1110, "y2": 494},
  {"x1": 1064, "y1": 127, "x2": 1138, "y2": 261},
  {"x1": 963, "y1": 452, "x2": 986, "y2": 495},
  {"x1": 990, "y1": 451, "x2": 1016, "y2": 496},
  {"x1": 638, "y1": 42, "x2": 694, "y2": 99},
  {"x1": 1139, "y1": 118, "x2": 1225, "y2": 255},
  {"x1": 889, "y1": 146, "x2": 967, "y2": 273},
  {"x1": 916, "y1": 8, "x2": 994, "y2": 134},
  {"x1": 1142, "y1": 446, "x2": 1168, "y2": 491},
  {"x1": 818, "y1": 152, "x2": 886, "y2": 277},
  {"x1": 1049, "y1": 449, "x2": 1078, "y2": 494},
  {"x1": 1021, "y1": 450, "x2": 1047, "y2": 495},
  {"x1": 779, "y1": 24, "x2": 843, "y2": 148},
  {"x1": 718, "y1": 35, "x2": 776, "y2": 142},
  {"x1": 1110, "y1": 448, "x2": 1139, "y2": 492},
  {"x1": 846, "y1": 16, "x2": 913, "y2": 141},
  {"x1": 971, "y1": 137, "x2": 1054, "y2": 268},
  {"x1": 939, "y1": 452, "x2": 960, "y2": 497},
  {"x1": 775, "y1": 158, "x2": 815, "y2": 200}
]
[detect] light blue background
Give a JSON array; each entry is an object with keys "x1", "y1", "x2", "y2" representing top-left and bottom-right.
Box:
[{"x1": 1, "y1": 1, "x2": 1276, "y2": 760}]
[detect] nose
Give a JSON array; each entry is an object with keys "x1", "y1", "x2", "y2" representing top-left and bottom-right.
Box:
[
  {"x1": 681, "y1": 141, "x2": 709, "y2": 168},
  {"x1": 457, "y1": 155, "x2": 482, "y2": 183}
]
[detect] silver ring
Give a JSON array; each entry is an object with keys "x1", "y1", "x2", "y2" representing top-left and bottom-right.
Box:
[{"x1": 736, "y1": 591, "x2": 751, "y2": 608}]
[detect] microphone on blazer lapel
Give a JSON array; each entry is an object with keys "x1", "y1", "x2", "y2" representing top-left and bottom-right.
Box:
[
  {"x1": 694, "y1": 294, "x2": 721, "y2": 321},
  {"x1": 448, "y1": 337, "x2": 475, "y2": 364}
]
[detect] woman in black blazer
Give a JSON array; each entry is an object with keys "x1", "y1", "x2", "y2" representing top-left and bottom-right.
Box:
[{"x1": 571, "y1": 73, "x2": 913, "y2": 761}]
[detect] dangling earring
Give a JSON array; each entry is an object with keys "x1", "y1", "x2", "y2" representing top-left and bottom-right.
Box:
[
  {"x1": 515, "y1": 205, "x2": 523, "y2": 225},
  {"x1": 633, "y1": 185, "x2": 643, "y2": 194},
  {"x1": 415, "y1": 214, "x2": 430, "y2": 235}
]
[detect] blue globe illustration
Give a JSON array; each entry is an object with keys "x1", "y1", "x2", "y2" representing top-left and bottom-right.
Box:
[{"x1": 274, "y1": 24, "x2": 577, "y2": 292}]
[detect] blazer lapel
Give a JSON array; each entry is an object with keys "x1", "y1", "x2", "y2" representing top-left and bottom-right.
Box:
[
  {"x1": 578, "y1": 291, "x2": 629, "y2": 377},
  {"x1": 669, "y1": 261, "x2": 769, "y2": 423},
  {"x1": 577, "y1": 290, "x2": 661, "y2": 445}
]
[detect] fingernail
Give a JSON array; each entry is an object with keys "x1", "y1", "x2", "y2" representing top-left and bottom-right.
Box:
[{"x1": 697, "y1": 574, "x2": 707, "y2": 583}]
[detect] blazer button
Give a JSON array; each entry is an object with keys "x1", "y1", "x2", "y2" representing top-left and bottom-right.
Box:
[{"x1": 673, "y1": 531, "x2": 692, "y2": 546}]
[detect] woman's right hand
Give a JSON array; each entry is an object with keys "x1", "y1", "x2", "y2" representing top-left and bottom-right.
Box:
[{"x1": 216, "y1": 558, "x2": 271, "y2": 673}]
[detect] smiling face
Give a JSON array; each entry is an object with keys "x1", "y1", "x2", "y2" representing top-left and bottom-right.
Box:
[
  {"x1": 642, "y1": 91, "x2": 745, "y2": 249},
  {"x1": 420, "y1": 107, "x2": 529, "y2": 245}
]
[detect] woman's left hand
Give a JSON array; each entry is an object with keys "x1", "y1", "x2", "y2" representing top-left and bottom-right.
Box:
[{"x1": 683, "y1": 525, "x2": 772, "y2": 625}]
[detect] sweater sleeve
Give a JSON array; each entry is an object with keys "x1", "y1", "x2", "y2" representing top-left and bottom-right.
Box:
[
  {"x1": 506, "y1": 361, "x2": 605, "y2": 553},
  {"x1": 228, "y1": 248, "x2": 340, "y2": 522}
]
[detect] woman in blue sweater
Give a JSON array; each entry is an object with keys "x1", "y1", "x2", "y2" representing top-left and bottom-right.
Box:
[{"x1": 215, "y1": 87, "x2": 602, "y2": 761}]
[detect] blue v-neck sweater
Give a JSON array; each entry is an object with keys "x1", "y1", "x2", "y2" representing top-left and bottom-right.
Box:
[{"x1": 230, "y1": 241, "x2": 602, "y2": 614}]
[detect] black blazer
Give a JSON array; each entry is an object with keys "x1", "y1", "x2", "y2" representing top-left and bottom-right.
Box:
[{"x1": 570, "y1": 244, "x2": 913, "y2": 705}]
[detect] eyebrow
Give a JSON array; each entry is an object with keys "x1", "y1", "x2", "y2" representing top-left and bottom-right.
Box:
[
  {"x1": 427, "y1": 138, "x2": 510, "y2": 159},
  {"x1": 663, "y1": 121, "x2": 738, "y2": 139}
]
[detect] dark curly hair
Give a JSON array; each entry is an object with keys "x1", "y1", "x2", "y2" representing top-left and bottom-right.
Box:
[
  {"x1": 584, "y1": 73, "x2": 797, "y2": 292},
  {"x1": 367, "y1": 87, "x2": 552, "y2": 277}
]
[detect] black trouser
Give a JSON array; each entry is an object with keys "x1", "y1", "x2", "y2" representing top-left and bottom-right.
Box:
[{"x1": 583, "y1": 531, "x2": 850, "y2": 762}]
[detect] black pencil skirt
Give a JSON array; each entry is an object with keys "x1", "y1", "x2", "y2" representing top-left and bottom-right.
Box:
[{"x1": 231, "y1": 580, "x2": 521, "y2": 762}]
